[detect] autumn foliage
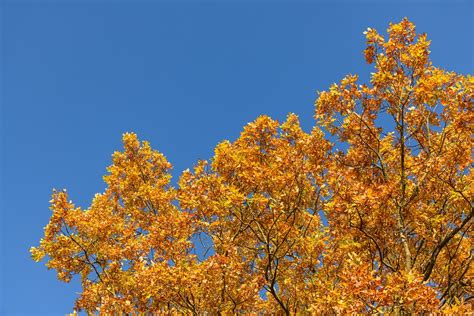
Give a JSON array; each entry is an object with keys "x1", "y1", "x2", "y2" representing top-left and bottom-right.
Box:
[{"x1": 31, "y1": 19, "x2": 473, "y2": 314}]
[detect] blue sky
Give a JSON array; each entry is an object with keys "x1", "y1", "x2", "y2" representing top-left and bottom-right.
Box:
[{"x1": 1, "y1": 1, "x2": 472, "y2": 314}]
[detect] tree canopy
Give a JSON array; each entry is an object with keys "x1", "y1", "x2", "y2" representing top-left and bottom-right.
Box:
[{"x1": 31, "y1": 19, "x2": 473, "y2": 314}]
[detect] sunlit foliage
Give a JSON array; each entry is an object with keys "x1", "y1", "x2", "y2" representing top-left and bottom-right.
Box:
[{"x1": 32, "y1": 19, "x2": 472, "y2": 314}]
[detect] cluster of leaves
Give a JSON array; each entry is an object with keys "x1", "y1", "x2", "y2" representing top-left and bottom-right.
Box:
[{"x1": 31, "y1": 19, "x2": 472, "y2": 314}]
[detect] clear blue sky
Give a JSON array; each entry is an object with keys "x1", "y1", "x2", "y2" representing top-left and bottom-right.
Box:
[{"x1": 1, "y1": 1, "x2": 472, "y2": 314}]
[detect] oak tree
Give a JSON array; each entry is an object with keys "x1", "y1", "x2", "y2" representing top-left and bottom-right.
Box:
[{"x1": 32, "y1": 19, "x2": 472, "y2": 314}]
